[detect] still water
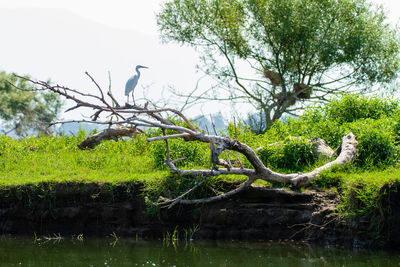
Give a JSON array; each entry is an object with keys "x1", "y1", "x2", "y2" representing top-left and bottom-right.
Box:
[{"x1": 0, "y1": 236, "x2": 399, "y2": 267}]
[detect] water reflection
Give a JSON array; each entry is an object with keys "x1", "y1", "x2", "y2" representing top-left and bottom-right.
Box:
[{"x1": 0, "y1": 236, "x2": 399, "y2": 267}]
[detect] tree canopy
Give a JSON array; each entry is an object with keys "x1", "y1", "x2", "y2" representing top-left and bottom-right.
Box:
[
  {"x1": 0, "y1": 71, "x2": 63, "y2": 136},
  {"x1": 157, "y1": 0, "x2": 400, "y2": 131}
]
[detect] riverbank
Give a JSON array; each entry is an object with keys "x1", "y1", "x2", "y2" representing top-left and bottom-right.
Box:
[
  {"x1": 1, "y1": 181, "x2": 399, "y2": 250},
  {"x1": 2, "y1": 95, "x2": 400, "y2": 250}
]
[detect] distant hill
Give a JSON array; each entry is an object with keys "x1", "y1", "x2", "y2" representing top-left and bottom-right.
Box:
[{"x1": 193, "y1": 112, "x2": 226, "y2": 134}]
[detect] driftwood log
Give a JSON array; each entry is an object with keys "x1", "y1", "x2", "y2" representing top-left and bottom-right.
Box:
[
  {"x1": 11, "y1": 74, "x2": 358, "y2": 208},
  {"x1": 77, "y1": 126, "x2": 142, "y2": 149}
]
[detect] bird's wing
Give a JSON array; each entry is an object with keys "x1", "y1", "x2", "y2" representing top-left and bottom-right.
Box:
[{"x1": 125, "y1": 75, "x2": 139, "y2": 95}]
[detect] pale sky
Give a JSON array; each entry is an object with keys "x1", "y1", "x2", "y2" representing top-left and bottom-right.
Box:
[
  {"x1": 0, "y1": 0, "x2": 399, "y2": 121},
  {"x1": 0, "y1": 0, "x2": 206, "y2": 120},
  {"x1": 1, "y1": 0, "x2": 398, "y2": 32},
  {"x1": 0, "y1": 0, "x2": 162, "y2": 34}
]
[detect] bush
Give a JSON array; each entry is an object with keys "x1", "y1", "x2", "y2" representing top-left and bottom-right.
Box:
[
  {"x1": 146, "y1": 117, "x2": 210, "y2": 168},
  {"x1": 324, "y1": 94, "x2": 399, "y2": 123},
  {"x1": 280, "y1": 94, "x2": 400, "y2": 146},
  {"x1": 226, "y1": 121, "x2": 261, "y2": 147},
  {"x1": 150, "y1": 138, "x2": 209, "y2": 168},
  {"x1": 345, "y1": 118, "x2": 398, "y2": 167},
  {"x1": 258, "y1": 136, "x2": 315, "y2": 171},
  {"x1": 247, "y1": 94, "x2": 400, "y2": 172}
]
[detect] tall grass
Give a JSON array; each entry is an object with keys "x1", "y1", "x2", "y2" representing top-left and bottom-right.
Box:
[{"x1": 0, "y1": 133, "x2": 168, "y2": 186}]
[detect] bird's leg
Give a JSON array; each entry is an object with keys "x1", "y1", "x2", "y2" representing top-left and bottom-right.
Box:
[
  {"x1": 132, "y1": 92, "x2": 136, "y2": 106},
  {"x1": 126, "y1": 95, "x2": 129, "y2": 103}
]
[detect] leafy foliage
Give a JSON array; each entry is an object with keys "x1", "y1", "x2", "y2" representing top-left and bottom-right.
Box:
[
  {"x1": 147, "y1": 117, "x2": 210, "y2": 168},
  {"x1": 265, "y1": 95, "x2": 400, "y2": 167},
  {"x1": 158, "y1": 0, "x2": 400, "y2": 129},
  {"x1": 258, "y1": 137, "x2": 315, "y2": 171},
  {"x1": 220, "y1": 94, "x2": 399, "y2": 172},
  {"x1": 347, "y1": 118, "x2": 397, "y2": 167},
  {"x1": 0, "y1": 71, "x2": 63, "y2": 136},
  {"x1": 323, "y1": 95, "x2": 399, "y2": 123},
  {"x1": 150, "y1": 138, "x2": 209, "y2": 168}
]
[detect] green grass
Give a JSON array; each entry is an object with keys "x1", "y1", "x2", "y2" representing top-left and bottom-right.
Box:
[
  {"x1": 0, "y1": 131, "x2": 400, "y2": 243},
  {"x1": 4, "y1": 149, "x2": 165, "y2": 183},
  {"x1": 0, "y1": 134, "x2": 169, "y2": 186},
  {"x1": 316, "y1": 165, "x2": 400, "y2": 188},
  {"x1": 318, "y1": 165, "x2": 400, "y2": 209},
  {"x1": 313, "y1": 165, "x2": 400, "y2": 242}
]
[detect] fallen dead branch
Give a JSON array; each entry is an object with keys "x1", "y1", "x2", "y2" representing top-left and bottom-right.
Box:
[
  {"x1": 11, "y1": 73, "x2": 358, "y2": 208},
  {"x1": 77, "y1": 126, "x2": 142, "y2": 149}
]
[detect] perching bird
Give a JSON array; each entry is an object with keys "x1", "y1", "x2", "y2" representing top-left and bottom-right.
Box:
[{"x1": 125, "y1": 65, "x2": 148, "y2": 105}]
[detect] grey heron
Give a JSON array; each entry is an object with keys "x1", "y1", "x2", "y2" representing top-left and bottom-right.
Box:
[{"x1": 125, "y1": 65, "x2": 148, "y2": 105}]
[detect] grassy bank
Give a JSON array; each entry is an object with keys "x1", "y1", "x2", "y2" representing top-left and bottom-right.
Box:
[
  {"x1": 0, "y1": 131, "x2": 246, "y2": 204},
  {"x1": 1, "y1": 94, "x2": 400, "y2": 243},
  {"x1": 0, "y1": 133, "x2": 168, "y2": 186}
]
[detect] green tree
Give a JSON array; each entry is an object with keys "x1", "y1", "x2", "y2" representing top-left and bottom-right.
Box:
[
  {"x1": 0, "y1": 71, "x2": 63, "y2": 136},
  {"x1": 157, "y1": 0, "x2": 400, "y2": 131}
]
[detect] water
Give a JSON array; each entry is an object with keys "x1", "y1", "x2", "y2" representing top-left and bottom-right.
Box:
[{"x1": 1, "y1": 236, "x2": 399, "y2": 267}]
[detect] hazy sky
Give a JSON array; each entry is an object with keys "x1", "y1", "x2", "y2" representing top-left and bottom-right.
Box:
[
  {"x1": 1, "y1": 0, "x2": 398, "y2": 33},
  {"x1": 0, "y1": 0, "x2": 399, "y2": 120},
  {"x1": 0, "y1": 1, "x2": 206, "y2": 119},
  {"x1": 0, "y1": 0, "x2": 162, "y2": 34}
]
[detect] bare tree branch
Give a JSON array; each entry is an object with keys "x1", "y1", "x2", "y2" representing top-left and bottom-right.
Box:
[
  {"x1": 12, "y1": 73, "x2": 358, "y2": 208},
  {"x1": 77, "y1": 126, "x2": 141, "y2": 149}
]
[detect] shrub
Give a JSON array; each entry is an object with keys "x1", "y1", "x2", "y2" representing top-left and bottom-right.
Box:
[
  {"x1": 324, "y1": 94, "x2": 399, "y2": 123},
  {"x1": 345, "y1": 118, "x2": 398, "y2": 167},
  {"x1": 283, "y1": 94, "x2": 400, "y2": 146},
  {"x1": 150, "y1": 138, "x2": 209, "y2": 168},
  {"x1": 258, "y1": 136, "x2": 315, "y2": 171},
  {"x1": 256, "y1": 94, "x2": 400, "y2": 171},
  {"x1": 280, "y1": 116, "x2": 344, "y2": 147},
  {"x1": 226, "y1": 121, "x2": 261, "y2": 147}
]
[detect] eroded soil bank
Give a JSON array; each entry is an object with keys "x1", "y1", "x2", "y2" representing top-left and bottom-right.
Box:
[{"x1": 0, "y1": 182, "x2": 399, "y2": 249}]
